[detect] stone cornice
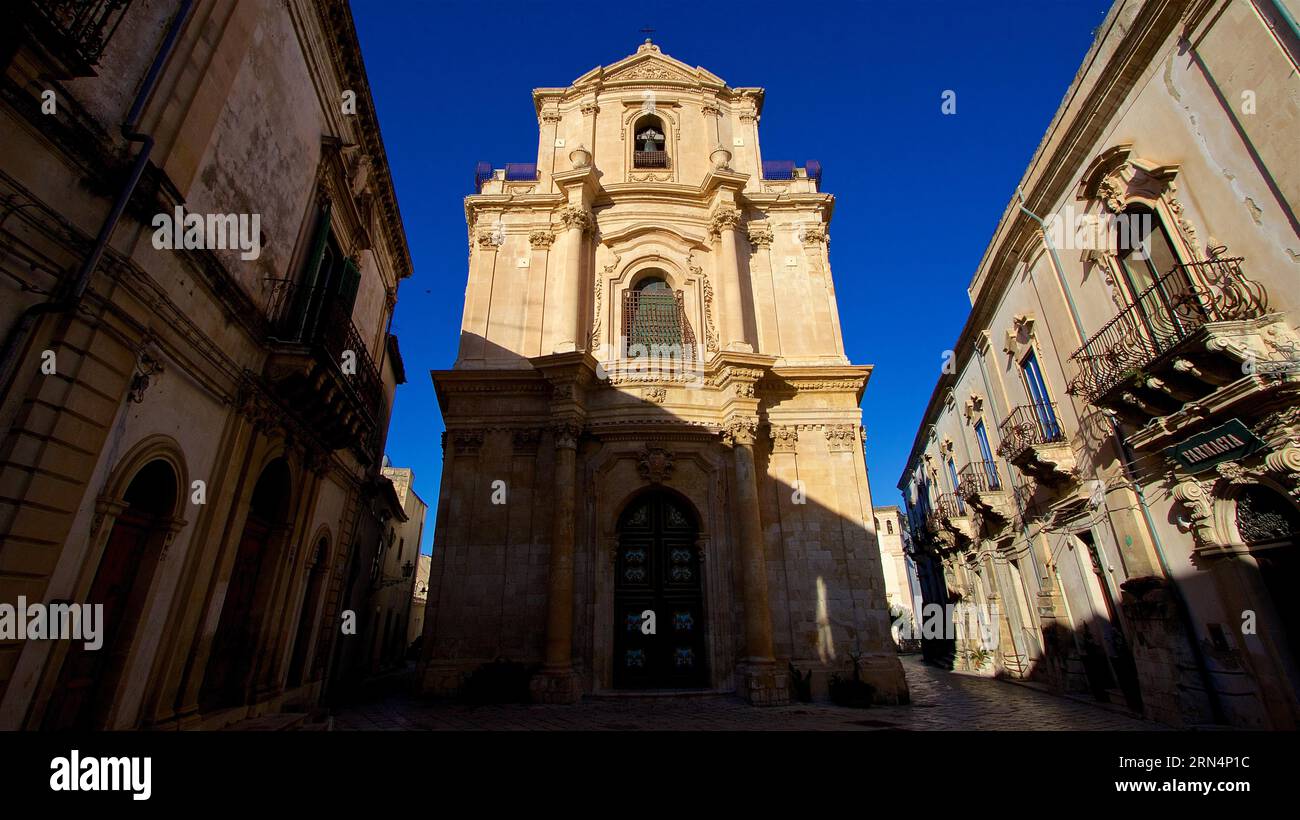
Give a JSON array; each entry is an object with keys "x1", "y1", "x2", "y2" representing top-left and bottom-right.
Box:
[
  {"x1": 898, "y1": 1, "x2": 1190, "y2": 490},
  {"x1": 317, "y1": 0, "x2": 413, "y2": 279}
]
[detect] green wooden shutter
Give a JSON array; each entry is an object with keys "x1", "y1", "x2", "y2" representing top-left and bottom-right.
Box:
[
  {"x1": 334, "y1": 256, "x2": 362, "y2": 318},
  {"x1": 286, "y1": 200, "x2": 333, "y2": 340}
]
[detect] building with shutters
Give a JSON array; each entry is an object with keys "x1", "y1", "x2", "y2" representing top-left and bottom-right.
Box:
[
  {"x1": 418, "y1": 39, "x2": 906, "y2": 705},
  {"x1": 898, "y1": 0, "x2": 1300, "y2": 729},
  {"x1": 0, "y1": 0, "x2": 410, "y2": 729}
]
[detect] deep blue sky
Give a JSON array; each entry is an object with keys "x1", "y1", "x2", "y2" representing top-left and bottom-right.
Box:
[{"x1": 354, "y1": 0, "x2": 1112, "y2": 555}]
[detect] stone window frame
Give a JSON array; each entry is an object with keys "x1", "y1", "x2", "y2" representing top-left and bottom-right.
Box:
[
  {"x1": 621, "y1": 102, "x2": 681, "y2": 184},
  {"x1": 1076, "y1": 145, "x2": 1203, "y2": 313},
  {"x1": 603, "y1": 251, "x2": 705, "y2": 372}
]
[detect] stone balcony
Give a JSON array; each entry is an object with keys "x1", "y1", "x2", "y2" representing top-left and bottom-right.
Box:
[
  {"x1": 1065, "y1": 256, "x2": 1291, "y2": 427},
  {"x1": 957, "y1": 460, "x2": 1015, "y2": 524},
  {"x1": 924, "y1": 492, "x2": 976, "y2": 549},
  {"x1": 264, "y1": 283, "x2": 385, "y2": 462},
  {"x1": 997, "y1": 402, "x2": 1077, "y2": 484}
]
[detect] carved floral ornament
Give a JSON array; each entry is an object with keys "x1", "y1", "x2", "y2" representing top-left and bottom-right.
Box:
[
  {"x1": 529, "y1": 230, "x2": 555, "y2": 248},
  {"x1": 687, "y1": 251, "x2": 719, "y2": 353}
]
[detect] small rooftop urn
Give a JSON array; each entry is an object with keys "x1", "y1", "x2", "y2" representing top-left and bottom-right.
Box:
[
  {"x1": 569, "y1": 144, "x2": 591, "y2": 169},
  {"x1": 710, "y1": 144, "x2": 733, "y2": 171}
]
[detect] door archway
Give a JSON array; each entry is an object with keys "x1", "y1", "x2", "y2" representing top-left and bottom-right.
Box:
[
  {"x1": 200, "y1": 458, "x2": 293, "y2": 710},
  {"x1": 43, "y1": 458, "x2": 178, "y2": 729},
  {"x1": 1236, "y1": 485, "x2": 1300, "y2": 682},
  {"x1": 613, "y1": 490, "x2": 706, "y2": 689}
]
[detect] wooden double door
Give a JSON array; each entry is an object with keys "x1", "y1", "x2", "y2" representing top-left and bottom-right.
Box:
[{"x1": 613, "y1": 492, "x2": 706, "y2": 689}]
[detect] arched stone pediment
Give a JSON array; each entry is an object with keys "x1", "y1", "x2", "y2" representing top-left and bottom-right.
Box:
[
  {"x1": 1076, "y1": 144, "x2": 1181, "y2": 214},
  {"x1": 598, "y1": 222, "x2": 709, "y2": 252}
]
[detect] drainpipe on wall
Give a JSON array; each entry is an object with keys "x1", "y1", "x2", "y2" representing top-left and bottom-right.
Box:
[
  {"x1": 0, "y1": 0, "x2": 195, "y2": 400},
  {"x1": 1015, "y1": 187, "x2": 1226, "y2": 725}
]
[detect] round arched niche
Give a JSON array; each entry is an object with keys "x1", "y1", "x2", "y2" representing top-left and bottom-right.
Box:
[{"x1": 1233, "y1": 484, "x2": 1300, "y2": 547}]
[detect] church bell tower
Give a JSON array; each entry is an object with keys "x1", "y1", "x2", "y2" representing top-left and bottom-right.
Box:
[{"x1": 420, "y1": 39, "x2": 908, "y2": 706}]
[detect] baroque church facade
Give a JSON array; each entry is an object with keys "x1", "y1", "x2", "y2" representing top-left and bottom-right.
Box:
[{"x1": 418, "y1": 41, "x2": 906, "y2": 705}]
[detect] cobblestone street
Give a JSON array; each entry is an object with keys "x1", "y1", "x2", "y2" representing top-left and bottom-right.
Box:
[{"x1": 331, "y1": 657, "x2": 1164, "y2": 731}]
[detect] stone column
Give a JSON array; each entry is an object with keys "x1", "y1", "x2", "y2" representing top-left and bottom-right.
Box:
[
  {"x1": 531, "y1": 419, "x2": 583, "y2": 703},
  {"x1": 463, "y1": 225, "x2": 501, "y2": 362},
  {"x1": 545, "y1": 206, "x2": 591, "y2": 353},
  {"x1": 724, "y1": 416, "x2": 787, "y2": 705},
  {"x1": 711, "y1": 206, "x2": 749, "y2": 352}
]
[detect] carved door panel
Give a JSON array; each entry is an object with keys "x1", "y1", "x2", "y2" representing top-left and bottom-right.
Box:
[{"x1": 613, "y1": 494, "x2": 705, "y2": 689}]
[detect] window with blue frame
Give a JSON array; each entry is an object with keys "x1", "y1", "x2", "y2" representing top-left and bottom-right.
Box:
[
  {"x1": 1021, "y1": 350, "x2": 1060, "y2": 440},
  {"x1": 946, "y1": 457, "x2": 965, "y2": 514},
  {"x1": 973, "y1": 420, "x2": 1000, "y2": 489}
]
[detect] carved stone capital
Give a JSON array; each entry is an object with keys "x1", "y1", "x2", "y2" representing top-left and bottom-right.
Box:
[
  {"x1": 708, "y1": 206, "x2": 741, "y2": 237},
  {"x1": 555, "y1": 206, "x2": 593, "y2": 233},
  {"x1": 529, "y1": 229, "x2": 555, "y2": 248},
  {"x1": 513, "y1": 428, "x2": 542, "y2": 453},
  {"x1": 552, "y1": 421, "x2": 582, "y2": 450},
  {"x1": 770, "y1": 425, "x2": 799, "y2": 453},
  {"x1": 475, "y1": 227, "x2": 503, "y2": 248},
  {"x1": 452, "y1": 429, "x2": 484, "y2": 456},
  {"x1": 746, "y1": 223, "x2": 773, "y2": 248},
  {"x1": 825, "y1": 424, "x2": 856, "y2": 453},
  {"x1": 798, "y1": 224, "x2": 827, "y2": 246},
  {"x1": 722, "y1": 417, "x2": 759, "y2": 446}
]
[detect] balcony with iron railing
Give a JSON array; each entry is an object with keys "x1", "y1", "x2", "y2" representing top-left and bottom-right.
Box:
[
  {"x1": 923, "y1": 493, "x2": 975, "y2": 548},
  {"x1": 14, "y1": 0, "x2": 131, "y2": 77},
  {"x1": 265, "y1": 283, "x2": 385, "y2": 460},
  {"x1": 1066, "y1": 256, "x2": 1271, "y2": 415},
  {"x1": 633, "y1": 150, "x2": 670, "y2": 169},
  {"x1": 958, "y1": 460, "x2": 1014, "y2": 524},
  {"x1": 998, "y1": 401, "x2": 1076, "y2": 484}
]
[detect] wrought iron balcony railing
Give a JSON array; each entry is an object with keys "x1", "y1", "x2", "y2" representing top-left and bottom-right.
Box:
[
  {"x1": 1066, "y1": 257, "x2": 1268, "y2": 403},
  {"x1": 22, "y1": 0, "x2": 131, "y2": 69},
  {"x1": 633, "y1": 150, "x2": 669, "y2": 169},
  {"x1": 924, "y1": 493, "x2": 967, "y2": 532},
  {"x1": 269, "y1": 283, "x2": 384, "y2": 423},
  {"x1": 958, "y1": 460, "x2": 1003, "y2": 496},
  {"x1": 997, "y1": 402, "x2": 1064, "y2": 461}
]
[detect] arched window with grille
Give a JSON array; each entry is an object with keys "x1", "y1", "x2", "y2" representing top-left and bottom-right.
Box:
[
  {"x1": 622, "y1": 277, "x2": 695, "y2": 359},
  {"x1": 633, "y1": 115, "x2": 668, "y2": 168}
]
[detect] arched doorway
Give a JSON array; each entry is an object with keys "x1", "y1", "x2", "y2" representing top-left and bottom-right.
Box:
[
  {"x1": 44, "y1": 459, "x2": 178, "y2": 729},
  {"x1": 613, "y1": 490, "x2": 706, "y2": 689},
  {"x1": 200, "y1": 458, "x2": 292, "y2": 710},
  {"x1": 1237, "y1": 485, "x2": 1300, "y2": 681}
]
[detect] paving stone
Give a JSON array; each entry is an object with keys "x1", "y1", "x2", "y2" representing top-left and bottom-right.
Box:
[{"x1": 327, "y1": 657, "x2": 1164, "y2": 731}]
